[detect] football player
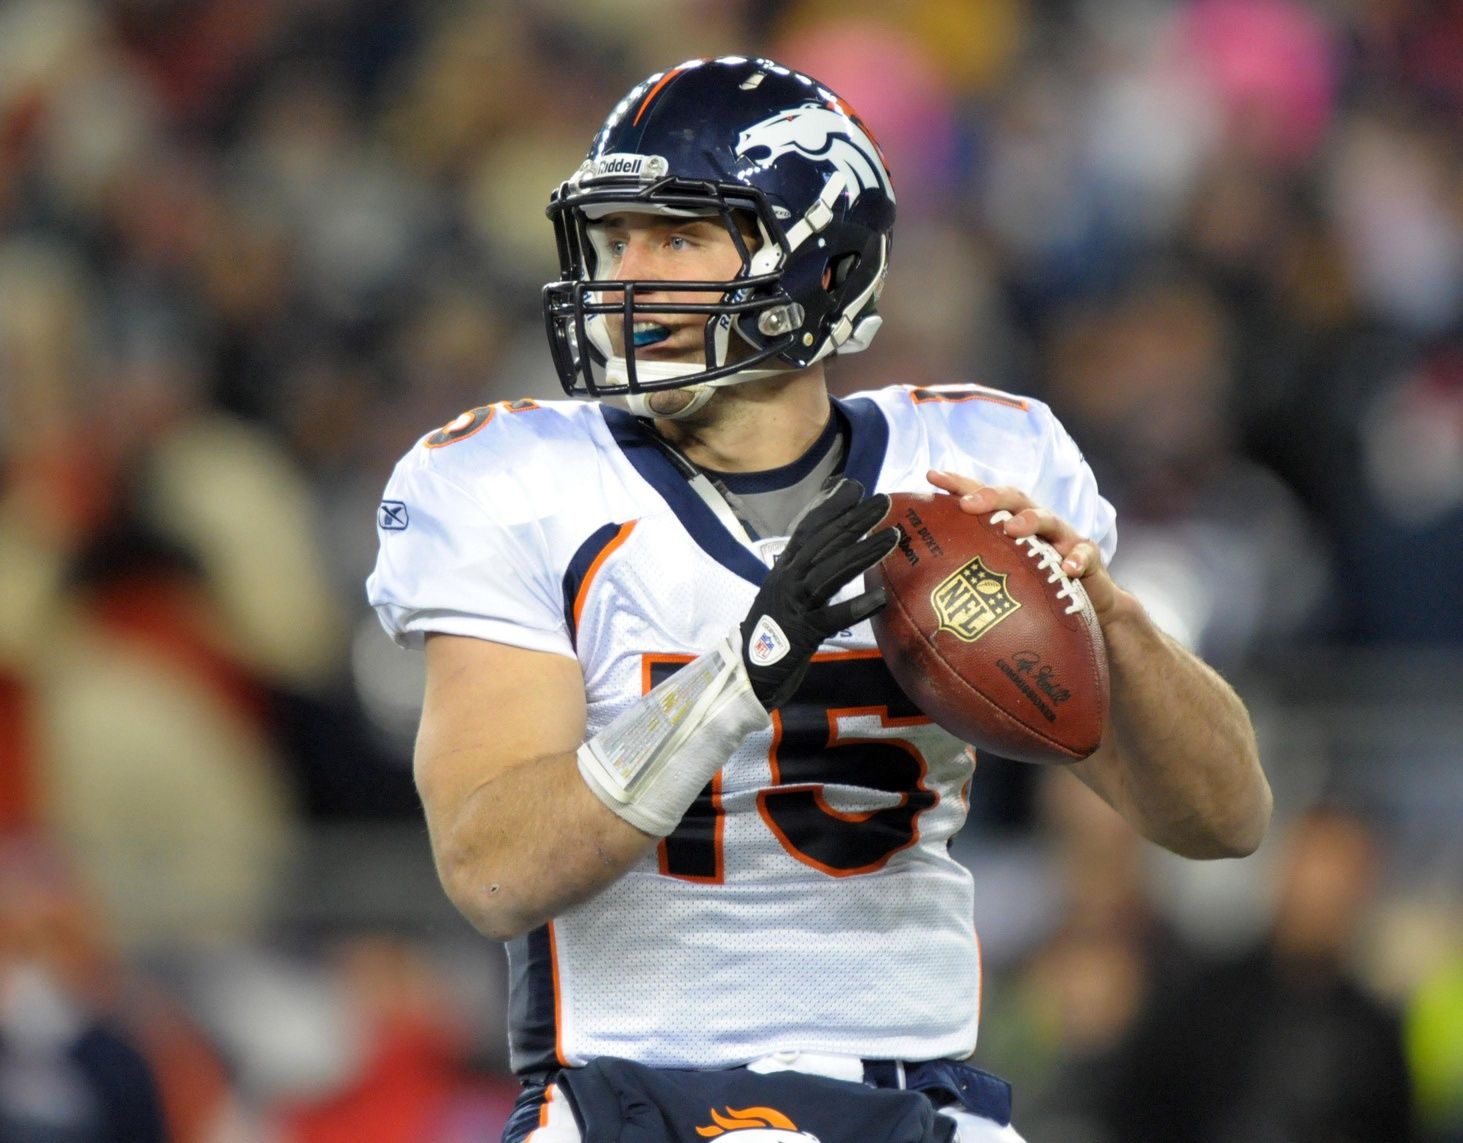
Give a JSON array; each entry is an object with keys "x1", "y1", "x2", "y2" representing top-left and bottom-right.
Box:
[{"x1": 368, "y1": 56, "x2": 1271, "y2": 1143}]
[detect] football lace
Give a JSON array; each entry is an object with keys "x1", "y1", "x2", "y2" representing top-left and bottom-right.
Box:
[{"x1": 988, "y1": 510, "x2": 1085, "y2": 615}]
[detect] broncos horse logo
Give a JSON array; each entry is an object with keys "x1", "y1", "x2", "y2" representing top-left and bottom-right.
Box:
[
  {"x1": 695, "y1": 1105, "x2": 821, "y2": 1141},
  {"x1": 734, "y1": 103, "x2": 894, "y2": 207}
]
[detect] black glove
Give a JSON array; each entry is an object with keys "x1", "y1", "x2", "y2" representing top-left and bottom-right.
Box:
[{"x1": 739, "y1": 477, "x2": 898, "y2": 710}]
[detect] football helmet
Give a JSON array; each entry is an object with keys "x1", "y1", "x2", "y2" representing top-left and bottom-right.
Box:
[{"x1": 543, "y1": 56, "x2": 896, "y2": 418}]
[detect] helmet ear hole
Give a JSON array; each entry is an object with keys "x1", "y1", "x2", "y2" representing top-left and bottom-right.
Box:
[{"x1": 826, "y1": 252, "x2": 860, "y2": 294}]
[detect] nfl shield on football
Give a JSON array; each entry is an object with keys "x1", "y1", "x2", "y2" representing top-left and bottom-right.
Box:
[{"x1": 867, "y1": 492, "x2": 1109, "y2": 764}]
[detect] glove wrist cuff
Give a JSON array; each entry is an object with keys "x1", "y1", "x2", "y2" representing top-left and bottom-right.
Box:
[{"x1": 577, "y1": 635, "x2": 769, "y2": 836}]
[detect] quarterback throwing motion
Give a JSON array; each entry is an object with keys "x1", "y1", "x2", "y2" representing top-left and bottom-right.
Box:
[{"x1": 369, "y1": 56, "x2": 1271, "y2": 1143}]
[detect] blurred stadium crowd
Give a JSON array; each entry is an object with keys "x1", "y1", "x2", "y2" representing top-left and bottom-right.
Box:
[{"x1": 0, "y1": 0, "x2": 1459, "y2": 1139}]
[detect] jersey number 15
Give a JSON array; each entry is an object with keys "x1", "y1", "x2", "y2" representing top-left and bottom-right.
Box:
[{"x1": 648, "y1": 651, "x2": 951, "y2": 883}]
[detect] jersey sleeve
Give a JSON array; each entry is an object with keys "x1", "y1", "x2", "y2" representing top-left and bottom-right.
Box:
[
  {"x1": 892, "y1": 385, "x2": 1118, "y2": 564},
  {"x1": 366, "y1": 448, "x2": 574, "y2": 658},
  {"x1": 1029, "y1": 406, "x2": 1118, "y2": 566}
]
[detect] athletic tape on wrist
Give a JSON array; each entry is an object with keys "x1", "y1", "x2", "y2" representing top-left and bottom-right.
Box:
[{"x1": 576, "y1": 633, "x2": 770, "y2": 836}]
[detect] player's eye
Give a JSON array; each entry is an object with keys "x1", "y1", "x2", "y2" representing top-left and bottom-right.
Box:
[
  {"x1": 606, "y1": 238, "x2": 628, "y2": 257},
  {"x1": 668, "y1": 234, "x2": 691, "y2": 251}
]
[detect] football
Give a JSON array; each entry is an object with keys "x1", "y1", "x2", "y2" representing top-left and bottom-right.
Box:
[{"x1": 867, "y1": 491, "x2": 1109, "y2": 764}]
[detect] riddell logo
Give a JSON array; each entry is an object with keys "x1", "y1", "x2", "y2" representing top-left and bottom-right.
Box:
[
  {"x1": 594, "y1": 153, "x2": 647, "y2": 175},
  {"x1": 695, "y1": 1106, "x2": 820, "y2": 1141}
]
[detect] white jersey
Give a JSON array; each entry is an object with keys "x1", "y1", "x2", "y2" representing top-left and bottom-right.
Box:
[{"x1": 367, "y1": 384, "x2": 1116, "y2": 1076}]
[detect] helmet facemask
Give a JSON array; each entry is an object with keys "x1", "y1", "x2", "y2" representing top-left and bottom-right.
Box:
[{"x1": 543, "y1": 173, "x2": 804, "y2": 414}]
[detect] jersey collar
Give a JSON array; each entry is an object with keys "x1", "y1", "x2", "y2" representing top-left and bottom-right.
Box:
[
  {"x1": 600, "y1": 397, "x2": 890, "y2": 586},
  {"x1": 698, "y1": 410, "x2": 842, "y2": 495}
]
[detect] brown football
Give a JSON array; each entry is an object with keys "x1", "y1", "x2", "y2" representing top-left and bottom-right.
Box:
[{"x1": 867, "y1": 491, "x2": 1109, "y2": 764}]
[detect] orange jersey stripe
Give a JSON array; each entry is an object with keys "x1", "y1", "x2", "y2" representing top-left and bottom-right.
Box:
[
  {"x1": 547, "y1": 924, "x2": 568, "y2": 1068},
  {"x1": 527, "y1": 1081, "x2": 559, "y2": 1139},
  {"x1": 573, "y1": 520, "x2": 638, "y2": 633},
  {"x1": 641, "y1": 651, "x2": 694, "y2": 694},
  {"x1": 909, "y1": 386, "x2": 1029, "y2": 411}
]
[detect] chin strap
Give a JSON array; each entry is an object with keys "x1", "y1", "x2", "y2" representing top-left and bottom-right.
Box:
[{"x1": 603, "y1": 356, "x2": 790, "y2": 420}]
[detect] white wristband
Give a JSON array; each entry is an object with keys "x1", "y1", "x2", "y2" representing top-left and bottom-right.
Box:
[{"x1": 576, "y1": 633, "x2": 770, "y2": 837}]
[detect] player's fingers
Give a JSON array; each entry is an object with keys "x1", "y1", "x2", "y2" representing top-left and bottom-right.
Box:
[
  {"x1": 1060, "y1": 538, "x2": 1104, "y2": 578},
  {"x1": 804, "y1": 526, "x2": 899, "y2": 602},
  {"x1": 801, "y1": 477, "x2": 864, "y2": 528},
  {"x1": 812, "y1": 586, "x2": 888, "y2": 633},
  {"x1": 842, "y1": 492, "x2": 895, "y2": 542},
  {"x1": 783, "y1": 479, "x2": 863, "y2": 561},
  {"x1": 999, "y1": 505, "x2": 1077, "y2": 546},
  {"x1": 952, "y1": 481, "x2": 1033, "y2": 517},
  {"x1": 784, "y1": 479, "x2": 867, "y2": 558},
  {"x1": 926, "y1": 469, "x2": 982, "y2": 497},
  {"x1": 797, "y1": 491, "x2": 890, "y2": 566},
  {"x1": 803, "y1": 531, "x2": 897, "y2": 605}
]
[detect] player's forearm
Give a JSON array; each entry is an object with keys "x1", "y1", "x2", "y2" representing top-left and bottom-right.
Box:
[
  {"x1": 430, "y1": 751, "x2": 656, "y2": 941},
  {"x1": 426, "y1": 636, "x2": 770, "y2": 940},
  {"x1": 1076, "y1": 590, "x2": 1272, "y2": 859}
]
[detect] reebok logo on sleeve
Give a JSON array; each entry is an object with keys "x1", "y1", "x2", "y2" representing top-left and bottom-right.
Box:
[{"x1": 378, "y1": 501, "x2": 409, "y2": 531}]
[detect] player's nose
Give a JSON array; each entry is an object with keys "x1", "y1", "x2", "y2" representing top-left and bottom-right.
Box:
[{"x1": 609, "y1": 235, "x2": 674, "y2": 286}]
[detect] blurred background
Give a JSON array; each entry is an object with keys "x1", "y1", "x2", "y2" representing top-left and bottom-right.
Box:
[{"x1": 0, "y1": 0, "x2": 1459, "y2": 1140}]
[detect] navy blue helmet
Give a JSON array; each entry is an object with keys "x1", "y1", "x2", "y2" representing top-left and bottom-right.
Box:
[{"x1": 543, "y1": 56, "x2": 896, "y2": 414}]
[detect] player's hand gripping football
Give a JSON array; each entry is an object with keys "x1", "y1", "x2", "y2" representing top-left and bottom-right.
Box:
[
  {"x1": 739, "y1": 477, "x2": 898, "y2": 710},
  {"x1": 926, "y1": 469, "x2": 1120, "y2": 620}
]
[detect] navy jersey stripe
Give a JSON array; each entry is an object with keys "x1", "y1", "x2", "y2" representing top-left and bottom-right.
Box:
[
  {"x1": 834, "y1": 396, "x2": 890, "y2": 492},
  {"x1": 601, "y1": 406, "x2": 769, "y2": 586},
  {"x1": 507, "y1": 924, "x2": 561, "y2": 1074},
  {"x1": 701, "y1": 411, "x2": 841, "y2": 494},
  {"x1": 601, "y1": 400, "x2": 890, "y2": 578},
  {"x1": 562, "y1": 521, "x2": 627, "y2": 647}
]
